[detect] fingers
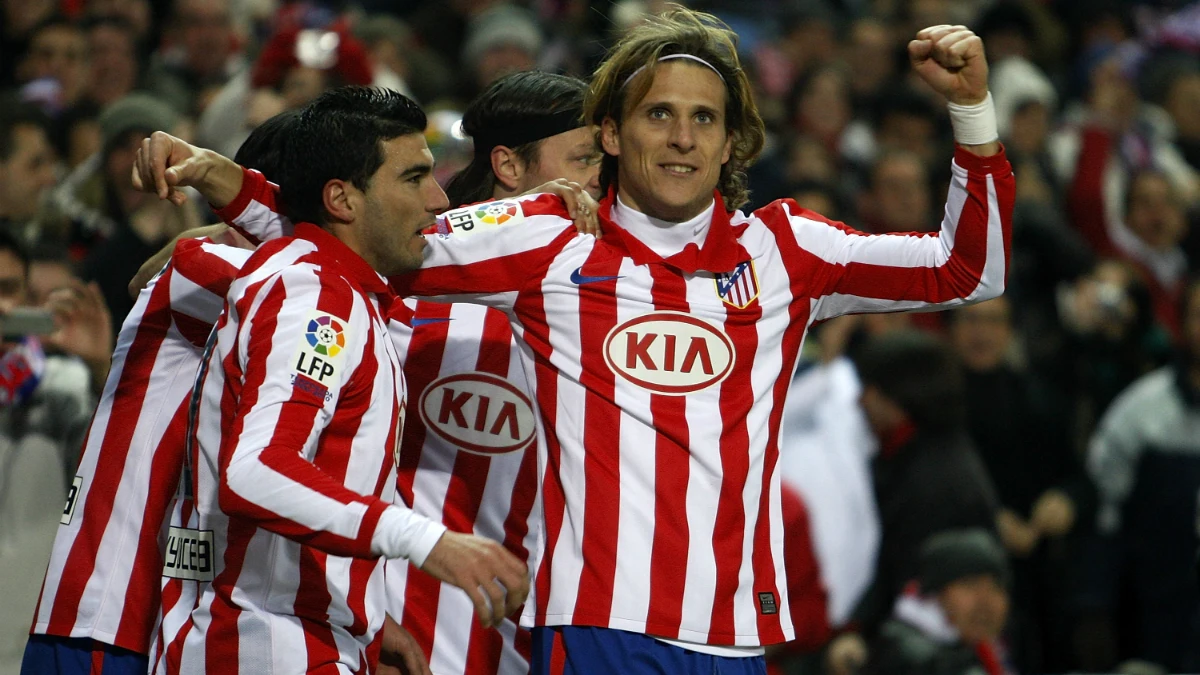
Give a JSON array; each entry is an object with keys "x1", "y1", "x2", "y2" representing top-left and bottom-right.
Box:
[
  {"x1": 483, "y1": 579, "x2": 507, "y2": 627},
  {"x1": 149, "y1": 131, "x2": 174, "y2": 199},
  {"x1": 464, "y1": 584, "x2": 495, "y2": 628}
]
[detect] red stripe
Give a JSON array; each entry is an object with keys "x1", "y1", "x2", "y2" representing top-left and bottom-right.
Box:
[
  {"x1": 499, "y1": 432, "x2": 539, "y2": 568},
  {"x1": 112, "y1": 399, "x2": 191, "y2": 652},
  {"x1": 91, "y1": 644, "x2": 104, "y2": 673},
  {"x1": 200, "y1": 518, "x2": 256, "y2": 672},
  {"x1": 643, "y1": 266, "x2": 691, "y2": 637},
  {"x1": 466, "y1": 618, "x2": 506, "y2": 675},
  {"x1": 202, "y1": 269, "x2": 292, "y2": 671},
  {"x1": 784, "y1": 153, "x2": 1011, "y2": 306},
  {"x1": 170, "y1": 239, "x2": 242, "y2": 298},
  {"x1": 509, "y1": 242, "x2": 570, "y2": 626},
  {"x1": 395, "y1": 300, "x2": 453, "y2": 659},
  {"x1": 548, "y1": 629, "x2": 567, "y2": 675},
  {"x1": 766, "y1": 210, "x2": 839, "y2": 642},
  {"x1": 162, "y1": 500, "x2": 195, "y2": 673},
  {"x1": 571, "y1": 252, "x2": 625, "y2": 626},
  {"x1": 297, "y1": 549, "x2": 340, "y2": 672},
  {"x1": 45, "y1": 270, "x2": 173, "y2": 637},
  {"x1": 172, "y1": 310, "x2": 216, "y2": 349},
  {"x1": 395, "y1": 301, "x2": 453, "y2": 506},
  {"x1": 708, "y1": 262, "x2": 761, "y2": 643}
]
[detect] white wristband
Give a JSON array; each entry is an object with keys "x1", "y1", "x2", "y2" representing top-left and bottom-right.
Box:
[{"x1": 947, "y1": 92, "x2": 999, "y2": 146}]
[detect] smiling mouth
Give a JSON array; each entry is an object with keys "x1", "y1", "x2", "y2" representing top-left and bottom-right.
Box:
[{"x1": 661, "y1": 164, "x2": 697, "y2": 176}]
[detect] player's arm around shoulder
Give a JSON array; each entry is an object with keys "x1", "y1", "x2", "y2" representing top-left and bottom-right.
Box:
[{"x1": 396, "y1": 192, "x2": 581, "y2": 298}]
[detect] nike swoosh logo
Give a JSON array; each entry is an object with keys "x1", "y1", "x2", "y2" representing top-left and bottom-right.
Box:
[
  {"x1": 570, "y1": 267, "x2": 622, "y2": 285},
  {"x1": 410, "y1": 317, "x2": 453, "y2": 327}
]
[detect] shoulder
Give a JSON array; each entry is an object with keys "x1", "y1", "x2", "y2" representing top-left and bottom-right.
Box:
[{"x1": 435, "y1": 194, "x2": 572, "y2": 239}]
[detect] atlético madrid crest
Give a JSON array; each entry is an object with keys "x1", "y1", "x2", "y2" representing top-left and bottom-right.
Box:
[{"x1": 714, "y1": 261, "x2": 759, "y2": 309}]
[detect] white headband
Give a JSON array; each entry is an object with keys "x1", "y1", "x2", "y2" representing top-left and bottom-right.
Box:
[{"x1": 622, "y1": 53, "x2": 726, "y2": 89}]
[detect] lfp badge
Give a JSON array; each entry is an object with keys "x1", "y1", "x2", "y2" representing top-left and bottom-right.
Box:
[
  {"x1": 474, "y1": 201, "x2": 521, "y2": 225},
  {"x1": 306, "y1": 314, "x2": 346, "y2": 357}
]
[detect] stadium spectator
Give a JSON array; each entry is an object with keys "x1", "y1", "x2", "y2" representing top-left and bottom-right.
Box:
[
  {"x1": 143, "y1": 0, "x2": 244, "y2": 117},
  {"x1": 460, "y1": 4, "x2": 543, "y2": 98},
  {"x1": 40, "y1": 92, "x2": 198, "y2": 325},
  {"x1": 867, "y1": 529, "x2": 1013, "y2": 675},
  {"x1": 1086, "y1": 275, "x2": 1200, "y2": 672},
  {"x1": 949, "y1": 296, "x2": 1090, "y2": 672},
  {"x1": 828, "y1": 330, "x2": 1001, "y2": 675},
  {"x1": 14, "y1": 16, "x2": 89, "y2": 111},
  {"x1": 83, "y1": 15, "x2": 141, "y2": 107},
  {"x1": 0, "y1": 102, "x2": 58, "y2": 246}
]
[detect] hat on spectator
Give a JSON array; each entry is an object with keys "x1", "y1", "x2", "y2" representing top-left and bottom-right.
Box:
[
  {"x1": 99, "y1": 93, "x2": 178, "y2": 151},
  {"x1": 918, "y1": 528, "x2": 1011, "y2": 594},
  {"x1": 251, "y1": 24, "x2": 373, "y2": 90},
  {"x1": 990, "y1": 56, "x2": 1057, "y2": 139},
  {"x1": 852, "y1": 330, "x2": 965, "y2": 433},
  {"x1": 462, "y1": 4, "x2": 543, "y2": 69}
]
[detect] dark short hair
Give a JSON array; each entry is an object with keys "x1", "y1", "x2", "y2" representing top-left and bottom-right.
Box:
[
  {"x1": 281, "y1": 87, "x2": 427, "y2": 226},
  {"x1": 853, "y1": 329, "x2": 965, "y2": 433},
  {"x1": 0, "y1": 99, "x2": 51, "y2": 162},
  {"x1": 0, "y1": 229, "x2": 31, "y2": 277},
  {"x1": 235, "y1": 109, "x2": 300, "y2": 183},
  {"x1": 445, "y1": 70, "x2": 587, "y2": 207}
]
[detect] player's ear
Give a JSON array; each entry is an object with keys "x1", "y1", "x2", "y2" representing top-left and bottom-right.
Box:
[
  {"x1": 490, "y1": 145, "x2": 523, "y2": 192},
  {"x1": 600, "y1": 117, "x2": 620, "y2": 157},
  {"x1": 323, "y1": 179, "x2": 357, "y2": 224}
]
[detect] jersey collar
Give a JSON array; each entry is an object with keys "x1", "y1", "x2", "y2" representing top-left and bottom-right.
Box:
[
  {"x1": 293, "y1": 222, "x2": 392, "y2": 296},
  {"x1": 598, "y1": 188, "x2": 750, "y2": 274}
]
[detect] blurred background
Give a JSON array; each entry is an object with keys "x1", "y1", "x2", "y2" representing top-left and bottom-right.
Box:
[{"x1": 0, "y1": 0, "x2": 1198, "y2": 673}]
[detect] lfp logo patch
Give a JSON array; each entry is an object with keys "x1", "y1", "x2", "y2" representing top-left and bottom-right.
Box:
[
  {"x1": 475, "y1": 201, "x2": 521, "y2": 225},
  {"x1": 306, "y1": 314, "x2": 346, "y2": 357},
  {"x1": 439, "y1": 200, "x2": 525, "y2": 237}
]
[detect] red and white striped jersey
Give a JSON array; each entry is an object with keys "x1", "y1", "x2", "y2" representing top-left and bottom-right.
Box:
[
  {"x1": 30, "y1": 238, "x2": 250, "y2": 654},
  {"x1": 165, "y1": 223, "x2": 445, "y2": 675},
  {"x1": 221, "y1": 148, "x2": 1014, "y2": 647},
  {"x1": 385, "y1": 299, "x2": 539, "y2": 675}
]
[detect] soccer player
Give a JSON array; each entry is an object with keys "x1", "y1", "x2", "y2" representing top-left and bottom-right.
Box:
[
  {"x1": 140, "y1": 10, "x2": 1014, "y2": 673},
  {"x1": 205, "y1": 72, "x2": 601, "y2": 675},
  {"x1": 387, "y1": 70, "x2": 599, "y2": 675},
  {"x1": 22, "y1": 179, "x2": 253, "y2": 675},
  {"x1": 156, "y1": 88, "x2": 529, "y2": 675},
  {"x1": 445, "y1": 70, "x2": 601, "y2": 205}
]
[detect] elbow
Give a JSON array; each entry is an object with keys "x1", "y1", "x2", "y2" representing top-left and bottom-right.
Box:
[{"x1": 218, "y1": 457, "x2": 256, "y2": 520}]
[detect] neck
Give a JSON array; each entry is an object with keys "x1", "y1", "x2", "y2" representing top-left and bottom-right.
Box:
[
  {"x1": 616, "y1": 185, "x2": 712, "y2": 224},
  {"x1": 326, "y1": 221, "x2": 378, "y2": 272}
]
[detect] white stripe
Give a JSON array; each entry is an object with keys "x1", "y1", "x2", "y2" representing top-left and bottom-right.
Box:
[{"x1": 609, "y1": 261, "x2": 657, "y2": 627}]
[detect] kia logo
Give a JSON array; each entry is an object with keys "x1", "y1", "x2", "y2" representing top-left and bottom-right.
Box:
[
  {"x1": 603, "y1": 311, "x2": 735, "y2": 395},
  {"x1": 418, "y1": 372, "x2": 537, "y2": 455}
]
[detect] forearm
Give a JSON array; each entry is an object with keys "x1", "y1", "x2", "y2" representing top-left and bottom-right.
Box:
[
  {"x1": 188, "y1": 148, "x2": 245, "y2": 209},
  {"x1": 220, "y1": 442, "x2": 443, "y2": 561}
]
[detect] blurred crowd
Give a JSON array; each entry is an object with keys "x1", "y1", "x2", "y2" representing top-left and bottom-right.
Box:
[{"x1": 0, "y1": 0, "x2": 1198, "y2": 674}]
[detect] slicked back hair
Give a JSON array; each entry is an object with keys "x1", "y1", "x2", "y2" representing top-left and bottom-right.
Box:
[{"x1": 445, "y1": 71, "x2": 588, "y2": 207}]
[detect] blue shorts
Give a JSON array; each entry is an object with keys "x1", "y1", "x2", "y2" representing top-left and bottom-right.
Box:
[
  {"x1": 530, "y1": 626, "x2": 767, "y2": 675},
  {"x1": 21, "y1": 634, "x2": 148, "y2": 675}
]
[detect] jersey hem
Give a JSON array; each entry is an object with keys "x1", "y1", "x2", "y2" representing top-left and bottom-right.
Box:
[{"x1": 533, "y1": 613, "x2": 796, "y2": 647}]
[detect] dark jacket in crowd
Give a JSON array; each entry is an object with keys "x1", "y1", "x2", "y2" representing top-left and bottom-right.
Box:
[{"x1": 852, "y1": 427, "x2": 1000, "y2": 636}]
